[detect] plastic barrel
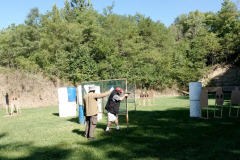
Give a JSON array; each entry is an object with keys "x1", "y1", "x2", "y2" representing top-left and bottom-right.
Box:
[
  {"x1": 79, "y1": 105, "x2": 84, "y2": 124},
  {"x1": 58, "y1": 87, "x2": 68, "y2": 104},
  {"x1": 189, "y1": 82, "x2": 202, "y2": 117},
  {"x1": 59, "y1": 103, "x2": 68, "y2": 117},
  {"x1": 67, "y1": 87, "x2": 76, "y2": 102},
  {"x1": 68, "y1": 102, "x2": 77, "y2": 117},
  {"x1": 189, "y1": 82, "x2": 202, "y2": 101},
  {"x1": 190, "y1": 100, "x2": 200, "y2": 117}
]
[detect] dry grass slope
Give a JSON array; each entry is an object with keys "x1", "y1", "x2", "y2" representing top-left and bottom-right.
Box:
[
  {"x1": 200, "y1": 64, "x2": 240, "y2": 87},
  {"x1": 0, "y1": 67, "x2": 72, "y2": 109}
]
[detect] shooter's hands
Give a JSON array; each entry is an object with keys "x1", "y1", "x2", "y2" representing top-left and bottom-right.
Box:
[
  {"x1": 109, "y1": 87, "x2": 114, "y2": 92},
  {"x1": 125, "y1": 94, "x2": 129, "y2": 97}
]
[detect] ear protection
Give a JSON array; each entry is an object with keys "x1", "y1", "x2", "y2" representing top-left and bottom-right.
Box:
[{"x1": 116, "y1": 87, "x2": 123, "y2": 93}]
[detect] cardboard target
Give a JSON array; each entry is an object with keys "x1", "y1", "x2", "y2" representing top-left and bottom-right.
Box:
[
  {"x1": 231, "y1": 87, "x2": 240, "y2": 104},
  {"x1": 145, "y1": 91, "x2": 149, "y2": 100},
  {"x1": 229, "y1": 87, "x2": 240, "y2": 118},
  {"x1": 11, "y1": 93, "x2": 19, "y2": 105},
  {"x1": 215, "y1": 88, "x2": 224, "y2": 105},
  {"x1": 199, "y1": 88, "x2": 208, "y2": 108},
  {"x1": 199, "y1": 88, "x2": 210, "y2": 119},
  {"x1": 149, "y1": 90, "x2": 154, "y2": 99},
  {"x1": 7, "y1": 93, "x2": 20, "y2": 115}
]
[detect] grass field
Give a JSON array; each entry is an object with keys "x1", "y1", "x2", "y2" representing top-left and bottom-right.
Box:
[{"x1": 1, "y1": 95, "x2": 240, "y2": 160}]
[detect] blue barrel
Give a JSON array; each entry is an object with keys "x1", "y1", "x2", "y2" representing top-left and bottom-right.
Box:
[
  {"x1": 189, "y1": 82, "x2": 202, "y2": 117},
  {"x1": 67, "y1": 87, "x2": 76, "y2": 102},
  {"x1": 189, "y1": 82, "x2": 202, "y2": 101},
  {"x1": 190, "y1": 100, "x2": 200, "y2": 117},
  {"x1": 79, "y1": 105, "x2": 84, "y2": 124}
]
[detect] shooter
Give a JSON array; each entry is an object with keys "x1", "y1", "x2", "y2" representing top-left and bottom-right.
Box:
[{"x1": 105, "y1": 87, "x2": 129, "y2": 132}]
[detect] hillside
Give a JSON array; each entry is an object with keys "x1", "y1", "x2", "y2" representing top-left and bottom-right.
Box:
[
  {"x1": 0, "y1": 67, "x2": 71, "y2": 109},
  {"x1": 201, "y1": 64, "x2": 240, "y2": 88}
]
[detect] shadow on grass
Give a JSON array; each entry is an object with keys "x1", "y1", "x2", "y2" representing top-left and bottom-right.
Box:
[
  {"x1": 0, "y1": 142, "x2": 72, "y2": 160},
  {"x1": 2, "y1": 106, "x2": 240, "y2": 159},
  {"x1": 77, "y1": 108, "x2": 240, "y2": 159},
  {"x1": 52, "y1": 113, "x2": 59, "y2": 116},
  {"x1": 68, "y1": 116, "x2": 80, "y2": 124},
  {"x1": 0, "y1": 133, "x2": 7, "y2": 139},
  {"x1": 72, "y1": 129, "x2": 85, "y2": 138}
]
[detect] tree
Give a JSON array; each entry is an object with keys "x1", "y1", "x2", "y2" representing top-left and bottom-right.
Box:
[
  {"x1": 70, "y1": 0, "x2": 93, "y2": 11},
  {"x1": 173, "y1": 10, "x2": 206, "y2": 40},
  {"x1": 25, "y1": 7, "x2": 40, "y2": 27}
]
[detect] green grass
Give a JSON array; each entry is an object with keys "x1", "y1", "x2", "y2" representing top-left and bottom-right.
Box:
[{"x1": 1, "y1": 95, "x2": 240, "y2": 160}]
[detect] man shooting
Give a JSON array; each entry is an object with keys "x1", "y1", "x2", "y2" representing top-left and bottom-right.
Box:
[{"x1": 105, "y1": 87, "x2": 129, "y2": 132}]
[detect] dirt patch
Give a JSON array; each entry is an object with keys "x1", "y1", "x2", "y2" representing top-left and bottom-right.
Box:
[
  {"x1": 0, "y1": 68, "x2": 72, "y2": 109},
  {"x1": 200, "y1": 64, "x2": 240, "y2": 87}
]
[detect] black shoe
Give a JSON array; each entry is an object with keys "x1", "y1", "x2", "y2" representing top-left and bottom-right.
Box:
[
  {"x1": 105, "y1": 130, "x2": 112, "y2": 132},
  {"x1": 88, "y1": 137, "x2": 96, "y2": 140}
]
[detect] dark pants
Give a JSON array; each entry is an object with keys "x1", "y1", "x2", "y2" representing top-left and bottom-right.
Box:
[{"x1": 85, "y1": 114, "x2": 98, "y2": 138}]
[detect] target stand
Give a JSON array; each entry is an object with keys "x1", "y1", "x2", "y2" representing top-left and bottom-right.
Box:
[
  {"x1": 229, "y1": 87, "x2": 240, "y2": 118},
  {"x1": 199, "y1": 88, "x2": 210, "y2": 119},
  {"x1": 214, "y1": 88, "x2": 224, "y2": 118}
]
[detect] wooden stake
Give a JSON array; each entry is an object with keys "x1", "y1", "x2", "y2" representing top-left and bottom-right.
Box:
[
  {"x1": 221, "y1": 105, "x2": 223, "y2": 118},
  {"x1": 199, "y1": 88, "x2": 210, "y2": 119},
  {"x1": 229, "y1": 104, "x2": 232, "y2": 117},
  {"x1": 126, "y1": 79, "x2": 129, "y2": 130},
  {"x1": 237, "y1": 105, "x2": 239, "y2": 117},
  {"x1": 102, "y1": 81, "x2": 104, "y2": 114},
  {"x1": 134, "y1": 84, "x2": 136, "y2": 111},
  {"x1": 229, "y1": 87, "x2": 240, "y2": 118},
  {"x1": 214, "y1": 103, "x2": 216, "y2": 117}
]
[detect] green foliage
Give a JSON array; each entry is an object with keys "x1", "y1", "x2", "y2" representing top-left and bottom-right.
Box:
[
  {"x1": 15, "y1": 56, "x2": 39, "y2": 73},
  {"x1": 57, "y1": 45, "x2": 98, "y2": 84},
  {"x1": 1, "y1": 0, "x2": 240, "y2": 91}
]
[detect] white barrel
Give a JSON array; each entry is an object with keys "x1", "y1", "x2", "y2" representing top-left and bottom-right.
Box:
[
  {"x1": 77, "y1": 85, "x2": 83, "y2": 105},
  {"x1": 68, "y1": 102, "x2": 77, "y2": 117},
  {"x1": 98, "y1": 113, "x2": 102, "y2": 120},
  {"x1": 190, "y1": 100, "x2": 200, "y2": 117},
  {"x1": 58, "y1": 87, "x2": 68, "y2": 104},
  {"x1": 59, "y1": 102, "x2": 77, "y2": 117},
  {"x1": 59, "y1": 103, "x2": 69, "y2": 117},
  {"x1": 189, "y1": 82, "x2": 202, "y2": 101}
]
